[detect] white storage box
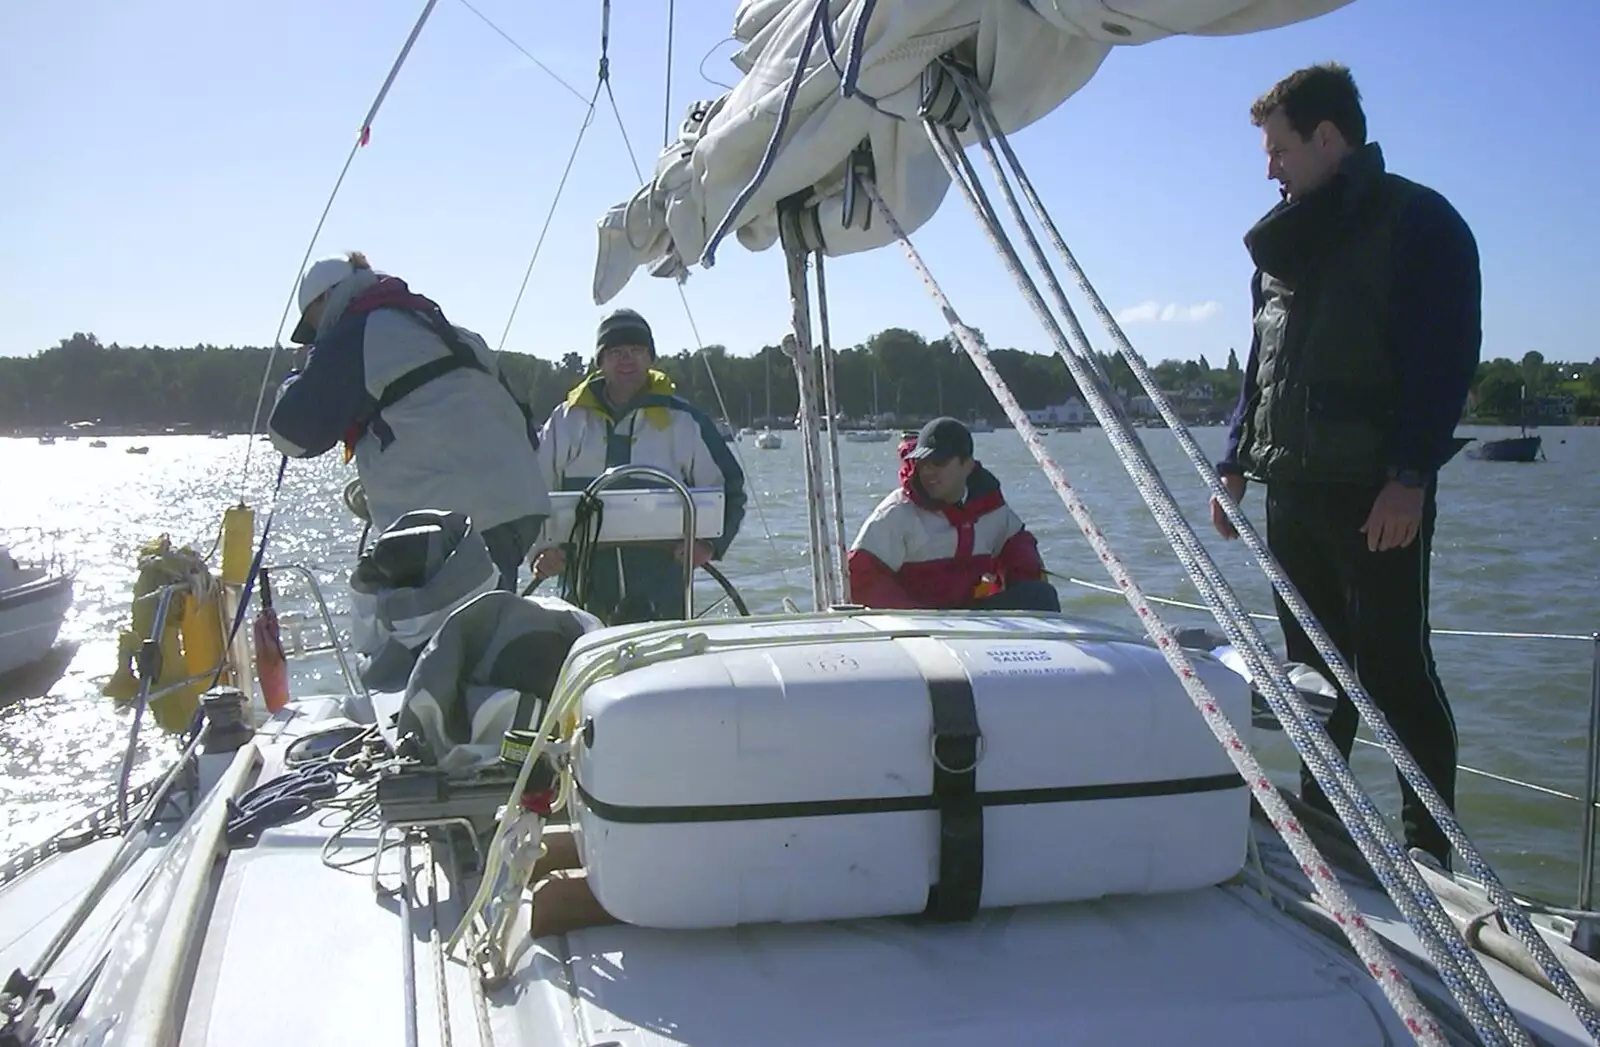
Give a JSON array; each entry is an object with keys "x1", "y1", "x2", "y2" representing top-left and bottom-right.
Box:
[
  {"x1": 569, "y1": 613, "x2": 1251, "y2": 929},
  {"x1": 537, "y1": 487, "x2": 725, "y2": 547}
]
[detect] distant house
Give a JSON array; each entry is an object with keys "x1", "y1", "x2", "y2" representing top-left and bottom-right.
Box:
[
  {"x1": 1533, "y1": 394, "x2": 1575, "y2": 421},
  {"x1": 1026, "y1": 396, "x2": 1090, "y2": 425}
]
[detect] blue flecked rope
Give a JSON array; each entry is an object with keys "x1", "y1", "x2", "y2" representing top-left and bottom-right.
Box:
[{"x1": 224, "y1": 764, "x2": 340, "y2": 847}]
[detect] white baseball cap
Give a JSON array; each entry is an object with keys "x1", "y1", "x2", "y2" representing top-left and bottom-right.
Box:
[{"x1": 291, "y1": 255, "x2": 359, "y2": 344}]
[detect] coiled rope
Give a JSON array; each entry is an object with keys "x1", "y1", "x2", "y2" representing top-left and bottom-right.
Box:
[{"x1": 558, "y1": 492, "x2": 606, "y2": 615}]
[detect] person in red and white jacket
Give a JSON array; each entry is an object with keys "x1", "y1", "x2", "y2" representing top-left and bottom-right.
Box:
[{"x1": 848, "y1": 417, "x2": 1061, "y2": 612}]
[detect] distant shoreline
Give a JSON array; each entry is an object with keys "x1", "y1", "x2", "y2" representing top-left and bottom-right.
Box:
[
  {"x1": 8, "y1": 417, "x2": 1597, "y2": 440},
  {"x1": 4, "y1": 425, "x2": 252, "y2": 439}
]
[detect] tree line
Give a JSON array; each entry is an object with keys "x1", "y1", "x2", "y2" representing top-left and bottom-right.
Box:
[{"x1": 1, "y1": 331, "x2": 1594, "y2": 433}]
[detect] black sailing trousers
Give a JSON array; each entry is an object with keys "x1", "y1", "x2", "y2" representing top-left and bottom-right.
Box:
[{"x1": 1264, "y1": 479, "x2": 1458, "y2": 866}]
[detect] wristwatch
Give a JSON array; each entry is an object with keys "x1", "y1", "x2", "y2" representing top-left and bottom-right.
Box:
[{"x1": 1387, "y1": 467, "x2": 1429, "y2": 489}]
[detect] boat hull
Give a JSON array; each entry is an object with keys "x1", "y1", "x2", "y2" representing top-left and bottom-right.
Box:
[
  {"x1": 1469, "y1": 434, "x2": 1542, "y2": 462},
  {"x1": 0, "y1": 574, "x2": 73, "y2": 677}
]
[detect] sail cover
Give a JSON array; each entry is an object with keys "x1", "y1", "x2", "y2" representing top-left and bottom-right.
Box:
[{"x1": 593, "y1": 0, "x2": 1353, "y2": 305}]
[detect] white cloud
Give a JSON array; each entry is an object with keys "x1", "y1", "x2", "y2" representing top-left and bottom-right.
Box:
[{"x1": 1115, "y1": 300, "x2": 1222, "y2": 325}]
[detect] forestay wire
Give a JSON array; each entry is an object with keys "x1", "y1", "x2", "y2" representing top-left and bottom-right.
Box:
[{"x1": 929, "y1": 61, "x2": 1599, "y2": 1045}]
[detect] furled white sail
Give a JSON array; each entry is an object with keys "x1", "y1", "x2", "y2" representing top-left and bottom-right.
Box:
[{"x1": 592, "y1": 0, "x2": 1353, "y2": 305}]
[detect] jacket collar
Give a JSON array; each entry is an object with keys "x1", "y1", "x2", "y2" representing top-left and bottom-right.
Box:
[
  {"x1": 1244, "y1": 142, "x2": 1388, "y2": 283},
  {"x1": 315, "y1": 268, "x2": 383, "y2": 342},
  {"x1": 566, "y1": 369, "x2": 677, "y2": 429},
  {"x1": 903, "y1": 461, "x2": 1006, "y2": 522}
]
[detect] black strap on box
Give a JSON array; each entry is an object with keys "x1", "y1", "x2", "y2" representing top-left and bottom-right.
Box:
[{"x1": 903, "y1": 637, "x2": 984, "y2": 922}]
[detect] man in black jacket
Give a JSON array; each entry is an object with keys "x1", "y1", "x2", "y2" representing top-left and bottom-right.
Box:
[{"x1": 1210, "y1": 63, "x2": 1481, "y2": 871}]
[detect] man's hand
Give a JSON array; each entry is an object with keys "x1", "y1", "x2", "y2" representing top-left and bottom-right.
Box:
[
  {"x1": 1360, "y1": 480, "x2": 1425, "y2": 552},
  {"x1": 530, "y1": 547, "x2": 566, "y2": 580},
  {"x1": 672, "y1": 540, "x2": 715, "y2": 568},
  {"x1": 1210, "y1": 474, "x2": 1248, "y2": 539}
]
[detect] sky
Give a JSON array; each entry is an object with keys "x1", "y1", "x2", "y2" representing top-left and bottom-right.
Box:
[{"x1": 2, "y1": 0, "x2": 1596, "y2": 368}]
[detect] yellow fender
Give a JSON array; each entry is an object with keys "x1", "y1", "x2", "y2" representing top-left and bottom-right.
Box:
[{"x1": 103, "y1": 534, "x2": 229, "y2": 732}]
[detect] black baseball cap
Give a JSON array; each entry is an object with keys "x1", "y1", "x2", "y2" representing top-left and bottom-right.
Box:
[{"x1": 905, "y1": 416, "x2": 973, "y2": 462}]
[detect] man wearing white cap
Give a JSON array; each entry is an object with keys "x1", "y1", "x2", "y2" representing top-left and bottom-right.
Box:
[{"x1": 268, "y1": 251, "x2": 551, "y2": 591}]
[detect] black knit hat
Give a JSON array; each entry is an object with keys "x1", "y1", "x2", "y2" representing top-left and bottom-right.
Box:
[{"x1": 595, "y1": 308, "x2": 656, "y2": 362}]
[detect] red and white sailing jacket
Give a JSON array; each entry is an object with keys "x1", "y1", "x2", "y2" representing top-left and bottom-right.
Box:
[{"x1": 847, "y1": 461, "x2": 1045, "y2": 610}]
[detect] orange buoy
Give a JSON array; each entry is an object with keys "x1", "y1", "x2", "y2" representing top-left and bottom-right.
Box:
[{"x1": 254, "y1": 570, "x2": 290, "y2": 713}]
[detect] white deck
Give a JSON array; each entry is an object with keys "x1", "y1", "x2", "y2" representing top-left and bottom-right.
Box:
[
  {"x1": 189, "y1": 713, "x2": 1591, "y2": 1045},
  {"x1": 176, "y1": 783, "x2": 1408, "y2": 1045},
  {"x1": 513, "y1": 888, "x2": 1404, "y2": 1046},
  {"x1": 6, "y1": 699, "x2": 1598, "y2": 1046}
]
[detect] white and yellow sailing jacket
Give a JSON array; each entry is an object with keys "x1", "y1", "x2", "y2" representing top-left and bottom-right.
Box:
[{"x1": 535, "y1": 369, "x2": 746, "y2": 559}]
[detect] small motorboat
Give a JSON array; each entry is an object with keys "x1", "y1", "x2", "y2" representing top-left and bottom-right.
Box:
[
  {"x1": 1468, "y1": 432, "x2": 1543, "y2": 462},
  {"x1": 0, "y1": 544, "x2": 74, "y2": 678},
  {"x1": 1467, "y1": 384, "x2": 1545, "y2": 462},
  {"x1": 125, "y1": 445, "x2": 150, "y2": 455}
]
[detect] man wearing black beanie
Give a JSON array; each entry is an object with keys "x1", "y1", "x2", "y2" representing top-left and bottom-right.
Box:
[{"x1": 529, "y1": 308, "x2": 747, "y2": 624}]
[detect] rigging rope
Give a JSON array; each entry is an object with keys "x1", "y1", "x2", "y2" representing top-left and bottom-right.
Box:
[
  {"x1": 936, "y1": 64, "x2": 1600, "y2": 1044},
  {"x1": 812, "y1": 252, "x2": 851, "y2": 603},
  {"x1": 858, "y1": 173, "x2": 1448, "y2": 1047},
  {"x1": 662, "y1": 0, "x2": 676, "y2": 149},
  {"x1": 780, "y1": 243, "x2": 839, "y2": 610},
  {"x1": 455, "y1": 0, "x2": 591, "y2": 106},
  {"x1": 239, "y1": 0, "x2": 442, "y2": 496},
  {"x1": 667, "y1": 282, "x2": 803, "y2": 600},
  {"x1": 476, "y1": 0, "x2": 799, "y2": 605},
  {"x1": 466, "y1": 0, "x2": 797, "y2": 603},
  {"x1": 924, "y1": 110, "x2": 1522, "y2": 1047},
  {"x1": 598, "y1": 51, "x2": 803, "y2": 603},
  {"x1": 496, "y1": 75, "x2": 605, "y2": 352}
]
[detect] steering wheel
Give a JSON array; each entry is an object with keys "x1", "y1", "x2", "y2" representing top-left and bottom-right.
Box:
[{"x1": 519, "y1": 560, "x2": 751, "y2": 619}]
